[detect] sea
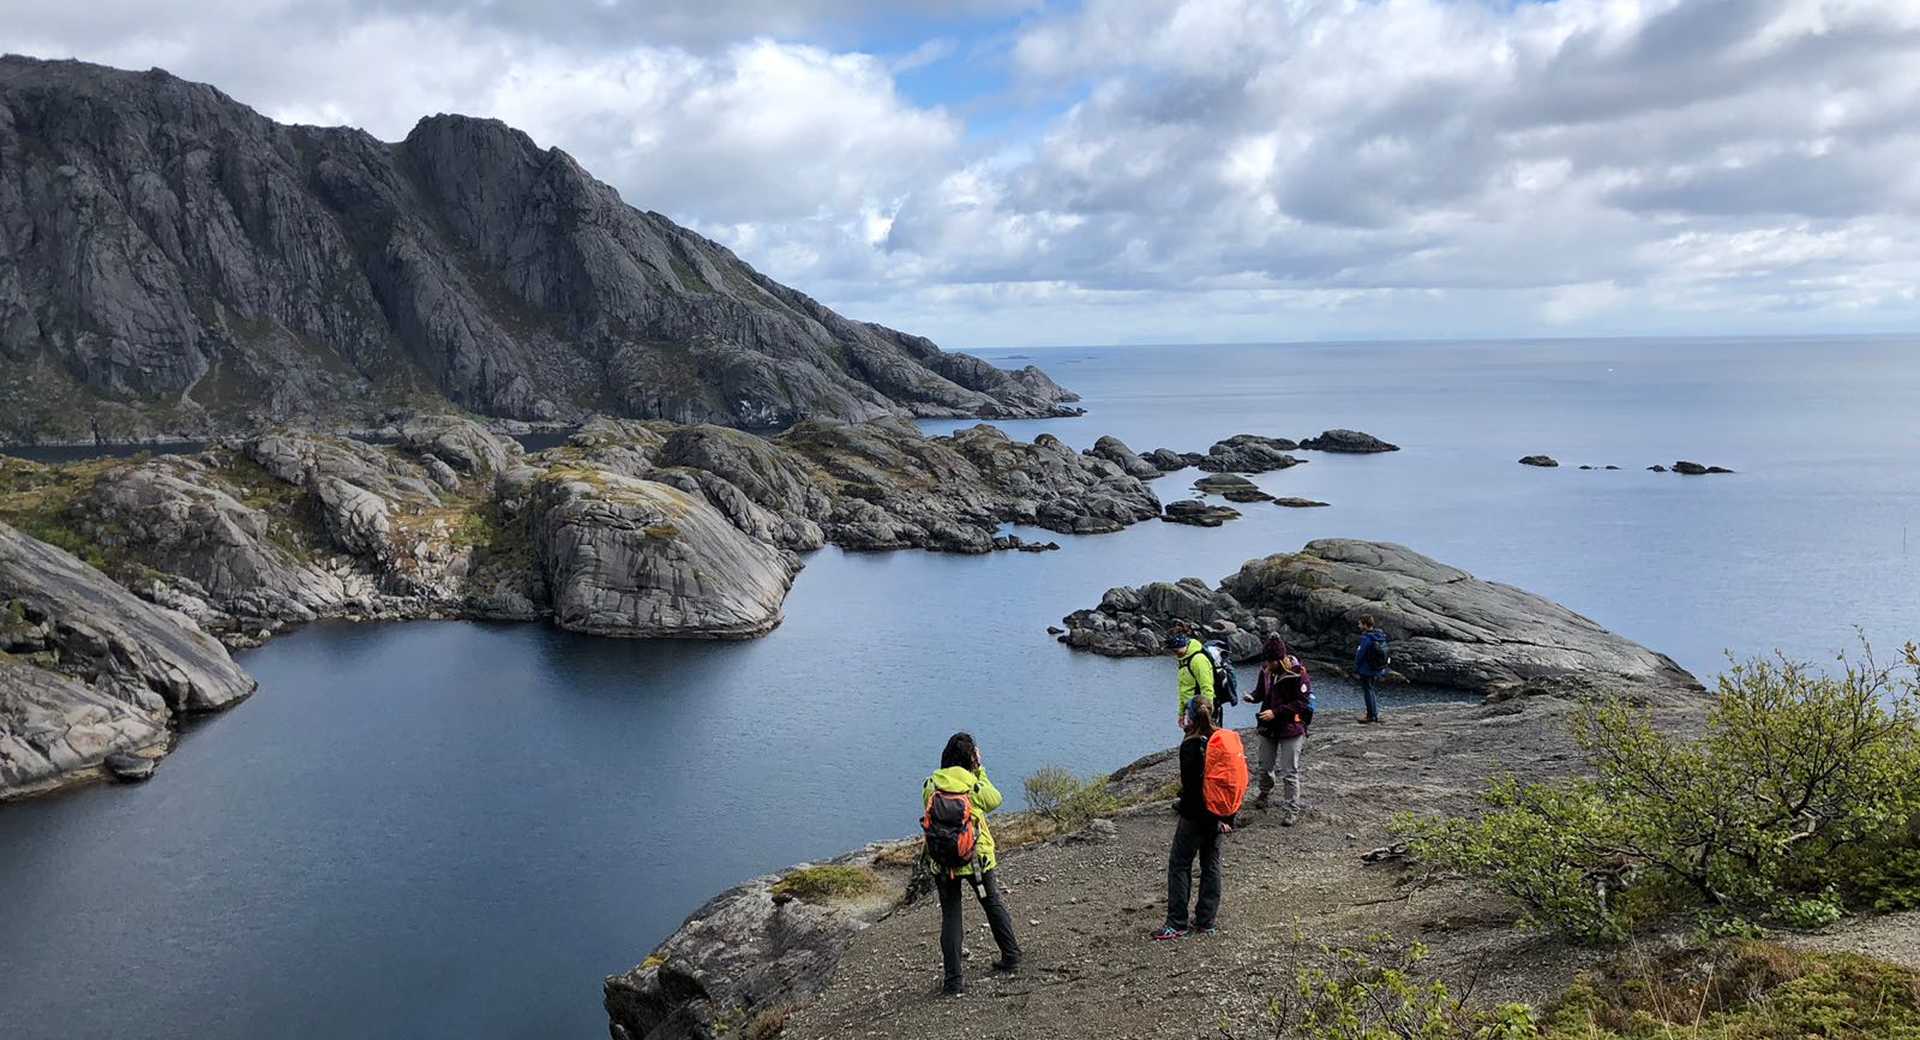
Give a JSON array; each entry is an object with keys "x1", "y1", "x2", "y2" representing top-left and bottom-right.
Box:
[{"x1": 1, "y1": 336, "x2": 1916, "y2": 1038}]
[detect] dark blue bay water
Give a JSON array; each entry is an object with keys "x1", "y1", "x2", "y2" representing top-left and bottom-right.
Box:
[{"x1": 2, "y1": 336, "x2": 1917, "y2": 1038}]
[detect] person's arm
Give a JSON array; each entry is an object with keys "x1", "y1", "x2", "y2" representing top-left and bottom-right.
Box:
[
  {"x1": 922, "y1": 776, "x2": 935, "y2": 810},
  {"x1": 1355, "y1": 634, "x2": 1369, "y2": 672},
  {"x1": 1193, "y1": 652, "x2": 1215, "y2": 706},
  {"x1": 973, "y1": 767, "x2": 1004, "y2": 814}
]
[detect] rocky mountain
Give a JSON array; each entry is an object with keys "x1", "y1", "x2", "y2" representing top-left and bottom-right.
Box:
[{"x1": 0, "y1": 56, "x2": 1080, "y2": 444}]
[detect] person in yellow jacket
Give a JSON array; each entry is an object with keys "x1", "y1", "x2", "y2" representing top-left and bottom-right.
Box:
[
  {"x1": 922, "y1": 732, "x2": 1021, "y2": 995},
  {"x1": 1169, "y1": 630, "x2": 1215, "y2": 731}
]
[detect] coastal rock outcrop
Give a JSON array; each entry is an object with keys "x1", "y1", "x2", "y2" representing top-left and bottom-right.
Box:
[
  {"x1": 1061, "y1": 539, "x2": 1701, "y2": 697},
  {"x1": 1272, "y1": 497, "x2": 1330, "y2": 508},
  {"x1": 1084, "y1": 436, "x2": 1164, "y2": 480},
  {"x1": 1193, "y1": 473, "x2": 1272, "y2": 503},
  {"x1": 1161, "y1": 500, "x2": 1242, "y2": 527},
  {"x1": 1, "y1": 522, "x2": 257, "y2": 797},
  {"x1": 1143, "y1": 448, "x2": 1196, "y2": 472},
  {"x1": 1193, "y1": 435, "x2": 1304, "y2": 473},
  {"x1": 1671, "y1": 461, "x2": 1734, "y2": 475},
  {"x1": 0, "y1": 56, "x2": 1078, "y2": 445},
  {"x1": 1519, "y1": 455, "x2": 1560, "y2": 468},
  {"x1": 1299, "y1": 429, "x2": 1399, "y2": 453},
  {"x1": 530, "y1": 468, "x2": 802, "y2": 639}
]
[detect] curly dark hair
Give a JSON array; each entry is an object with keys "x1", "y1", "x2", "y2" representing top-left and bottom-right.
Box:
[{"x1": 940, "y1": 731, "x2": 979, "y2": 771}]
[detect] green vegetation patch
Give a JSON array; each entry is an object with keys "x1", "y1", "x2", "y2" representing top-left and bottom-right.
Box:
[
  {"x1": 1399, "y1": 644, "x2": 1920, "y2": 943},
  {"x1": 1024, "y1": 766, "x2": 1122, "y2": 832},
  {"x1": 769, "y1": 865, "x2": 879, "y2": 904},
  {"x1": 0, "y1": 455, "x2": 128, "y2": 570}
]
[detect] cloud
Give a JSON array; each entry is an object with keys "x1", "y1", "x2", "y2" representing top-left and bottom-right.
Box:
[{"x1": 9, "y1": 0, "x2": 1920, "y2": 345}]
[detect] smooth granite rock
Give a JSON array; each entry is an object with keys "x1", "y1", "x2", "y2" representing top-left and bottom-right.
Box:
[
  {"x1": 1084, "y1": 436, "x2": 1163, "y2": 480},
  {"x1": 531, "y1": 468, "x2": 802, "y2": 639},
  {"x1": 1299, "y1": 429, "x2": 1399, "y2": 453},
  {"x1": 1193, "y1": 435, "x2": 1304, "y2": 473},
  {"x1": 1161, "y1": 500, "x2": 1242, "y2": 527},
  {"x1": 1063, "y1": 539, "x2": 1701, "y2": 698}
]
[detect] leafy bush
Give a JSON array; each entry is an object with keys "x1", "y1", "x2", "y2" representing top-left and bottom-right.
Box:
[
  {"x1": 1402, "y1": 645, "x2": 1920, "y2": 941},
  {"x1": 1219, "y1": 937, "x2": 1920, "y2": 1040},
  {"x1": 1024, "y1": 766, "x2": 1121, "y2": 831}
]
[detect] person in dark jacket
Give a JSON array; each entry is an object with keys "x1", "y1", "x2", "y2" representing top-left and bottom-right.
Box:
[
  {"x1": 1153, "y1": 701, "x2": 1234, "y2": 940},
  {"x1": 1247, "y1": 635, "x2": 1311, "y2": 824},
  {"x1": 1355, "y1": 615, "x2": 1389, "y2": 723}
]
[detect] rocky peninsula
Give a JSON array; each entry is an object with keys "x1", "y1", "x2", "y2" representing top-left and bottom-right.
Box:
[{"x1": 600, "y1": 540, "x2": 1715, "y2": 1040}]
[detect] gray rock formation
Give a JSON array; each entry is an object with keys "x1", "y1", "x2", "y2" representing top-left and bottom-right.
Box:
[
  {"x1": 1193, "y1": 473, "x2": 1272, "y2": 503},
  {"x1": 0, "y1": 57, "x2": 1079, "y2": 445},
  {"x1": 1271, "y1": 497, "x2": 1330, "y2": 508},
  {"x1": 1062, "y1": 539, "x2": 1701, "y2": 698},
  {"x1": 1519, "y1": 455, "x2": 1560, "y2": 468},
  {"x1": 1084, "y1": 436, "x2": 1163, "y2": 480},
  {"x1": 1299, "y1": 429, "x2": 1399, "y2": 453},
  {"x1": 1161, "y1": 500, "x2": 1241, "y2": 527},
  {"x1": 1672, "y1": 461, "x2": 1734, "y2": 475},
  {"x1": 530, "y1": 468, "x2": 802, "y2": 639},
  {"x1": 1, "y1": 522, "x2": 256, "y2": 797},
  {"x1": 1143, "y1": 448, "x2": 1195, "y2": 472},
  {"x1": 1193, "y1": 435, "x2": 1304, "y2": 473}
]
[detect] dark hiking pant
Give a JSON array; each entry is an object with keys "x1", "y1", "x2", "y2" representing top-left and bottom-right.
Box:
[
  {"x1": 937, "y1": 868, "x2": 1020, "y2": 990},
  {"x1": 1361, "y1": 675, "x2": 1381, "y2": 720},
  {"x1": 1165, "y1": 815, "x2": 1222, "y2": 931}
]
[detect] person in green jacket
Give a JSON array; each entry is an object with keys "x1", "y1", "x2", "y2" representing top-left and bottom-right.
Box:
[
  {"x1": 922, "y1": 732, "x2": 1021, "y2": 995},
  {"x1": 1169, "y1": 630, "x2": 1215, "y2": 731}
]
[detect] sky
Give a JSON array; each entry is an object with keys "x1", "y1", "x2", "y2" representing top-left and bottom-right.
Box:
[{"x1": 8, "y1": 0, "x2": 1920, "y2": 349}]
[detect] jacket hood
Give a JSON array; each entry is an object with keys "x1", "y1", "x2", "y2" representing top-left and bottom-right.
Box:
[
  {"x1": 1177, "y1": 637, "x2": 1204, "y2": 661},
  {"x1": 929, "y1": 765, "x2": 980, "y2": 793}
]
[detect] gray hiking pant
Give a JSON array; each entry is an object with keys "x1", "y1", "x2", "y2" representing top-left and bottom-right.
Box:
[{"x1": 1255, "y1": 732, "x2": 1304, "y2": 810}]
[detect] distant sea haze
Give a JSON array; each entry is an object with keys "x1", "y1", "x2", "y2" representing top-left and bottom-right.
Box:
[{"x1": 2, "y1": 335, "x2": 1916, "y2": 1039}]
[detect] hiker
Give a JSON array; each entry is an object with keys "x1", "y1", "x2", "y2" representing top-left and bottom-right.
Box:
[
  {"x1": 1247, "y1": 635, "x2": 1311, "y2": 824},
  {"x1": 1355, "y1": 615, "x2": 1389, "y2": 723},
  {"x1": 1154, "y1": 700, "x2": 1243, "y2": 939},
  {"x1": 921, "y1": 731, "x2": 1021, "y2": 995},
  {"x1": 1169, "y1": 629, "x2": 1215, "y2": 731}
]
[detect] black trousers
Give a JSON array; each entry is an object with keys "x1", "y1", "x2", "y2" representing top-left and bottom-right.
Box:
[
  {"x1": 936, "y1": 868, "x2": 1021, "y2": 989},
  {"x1": 1166, "y1": 815, "x2": 1222, "y2": 931}
]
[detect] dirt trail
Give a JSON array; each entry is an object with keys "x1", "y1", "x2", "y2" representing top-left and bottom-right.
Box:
[{"x1": 784, "y1": 696, "x2": 1672, "y2": 1040}]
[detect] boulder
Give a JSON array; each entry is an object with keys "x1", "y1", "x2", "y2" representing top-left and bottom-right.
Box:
[
  {"x1": 1193, "y1": 473, "x2": 1272, "y2": 503},
  {"x1": 531, "y1": 468, "x2": 803, "y2": 639},
  {"x1": 397, "y1": 414, "x2": 521, "y2": 476},
  {"x1": 1, "y1": 522, "x2": 257, "y2": 797},
  {"x1": 1519, "y1": 455, "x2": 1559, "y2": 468},
  {"x1": 1084, "y1": 436, "x2": 1162, "y2": 480},
  {"x1": 1299, "y1": 429, "x2": 1399, "y2": 453},
  {"x1": 104, "y1": 751, "x2": 156, "y2": 782},
  {"x1": 1160, "y1": 500, "x2": 1241, "y2": 527},
  {"x1": 1271, "y1": 497, "x2": 1330, "y2": 508},
  {"x1": 1672, "y1": 461, "x2": 1734, "y2": 475},
  {"x1": 1193, "y1": 435, "x2": 1304, "y2": 473},
  {"x1": 1142, "y1": 448, "x2": 1193, "y2": 473},
  {"x1": 1062, "y1": 539, "x2": 1701, "y2": 699},
  {"x1": 1647, "y1": 465, "x2": 1668, "y2": 473}
]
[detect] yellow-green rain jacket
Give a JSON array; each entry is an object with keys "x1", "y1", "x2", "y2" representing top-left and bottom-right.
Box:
[{"x1": 922, "y1": 765, "x2": 1002, "y2": 875}]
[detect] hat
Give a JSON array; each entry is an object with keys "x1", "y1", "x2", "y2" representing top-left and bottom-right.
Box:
[{"x1": 1164, "y1": 632, "x2": 1189, "y2": 651}]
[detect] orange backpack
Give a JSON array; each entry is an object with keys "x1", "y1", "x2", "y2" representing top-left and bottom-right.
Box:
[{"x1": 1203, "y1": 729, "x2": 1249, "y2": 817}]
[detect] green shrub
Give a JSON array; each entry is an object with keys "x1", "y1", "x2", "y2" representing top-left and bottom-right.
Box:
[
  {"x1": 1023, "y1": 767, "x2": 1120, "y2": 831},
  {"x1": 1402, "y1": 644, "x2": 1920, "y2": 941}
]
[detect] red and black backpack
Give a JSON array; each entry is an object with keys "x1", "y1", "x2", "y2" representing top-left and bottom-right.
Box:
[{"x1": 922, "y1": 783, "x2": 979, "y2": 874}]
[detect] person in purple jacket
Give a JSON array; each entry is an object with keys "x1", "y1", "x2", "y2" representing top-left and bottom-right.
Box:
[{"x1": 1247, "y1": 636, "x2": 1312, "y2": 825}]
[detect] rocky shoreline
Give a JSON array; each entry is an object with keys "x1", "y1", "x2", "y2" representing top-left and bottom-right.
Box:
[
  {"x1": 600, "y1": 539, "x2": 1706, "y2": 1040},
  {"x1": 1, "y1": 416, "x2": 1403, "y2": 800}
]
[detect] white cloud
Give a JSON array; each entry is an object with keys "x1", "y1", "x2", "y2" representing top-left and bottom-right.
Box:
[{"x1": 9, "y1": 0, "x2": 1920, "y2": 345}]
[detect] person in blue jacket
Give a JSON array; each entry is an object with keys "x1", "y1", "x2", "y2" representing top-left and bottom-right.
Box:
[{"x1": 1354, "y1": 615, "x2": 1389, "y2": 723}]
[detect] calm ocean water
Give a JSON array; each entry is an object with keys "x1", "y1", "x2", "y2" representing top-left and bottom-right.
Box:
[{"x1": 2, "y1": 337, "x2": 1916, "y2": 1038}]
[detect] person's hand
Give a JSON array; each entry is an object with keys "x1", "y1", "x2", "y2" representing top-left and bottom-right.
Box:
[
  {"x1": 1218, "y1": 822, "x2": 1233, "y2": 835},
  {"x1": 1258, "y1": 709, "x2": 1275, "y2": 722}
]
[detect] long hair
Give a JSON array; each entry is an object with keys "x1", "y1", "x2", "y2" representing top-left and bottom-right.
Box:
[
  {"x1": 1188, "y1": 700, "x2": 1215, "y2": 737},
  {"x1": 940, "y1": 731, "x2": 978, "y2": 771}
]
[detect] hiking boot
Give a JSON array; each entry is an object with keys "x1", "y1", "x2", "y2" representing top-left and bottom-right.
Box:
[
  {"x1": 1196, "y1": 926, "x2": 1219, "y2": 936},
  {"x1": 1280, "y1": 811, "x2": 1297, "y2": 827},
  {"x1": 1151, "y1": 926, "x2": 1189, "y2": 942},
  {"x1": 1358, "y1": 716, "x2": 1380, "y2": 724},
  {"x1": 991, "y1": 958, "x2": 1020, "y2": 974},
  {"x1": 1253, "y1": 791, "x2": 1271, "y2": 811},
  {"x1": 942, "y1": 980, "x2": 967, "y2": 997}
]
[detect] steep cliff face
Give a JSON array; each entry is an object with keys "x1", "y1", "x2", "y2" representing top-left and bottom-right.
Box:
[{"x1": 0, "y1": 56, "x2": 1080, "y2": 444}]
